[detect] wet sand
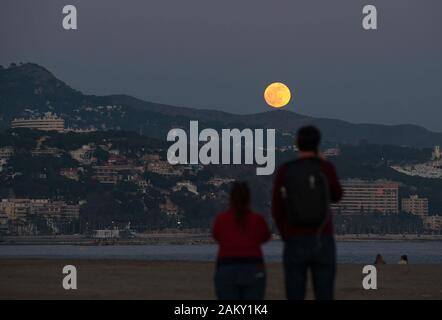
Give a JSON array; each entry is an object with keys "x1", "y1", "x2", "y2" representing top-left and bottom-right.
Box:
[{"x1": 0, "y1": 260, "x2": 441, "y2": 299}]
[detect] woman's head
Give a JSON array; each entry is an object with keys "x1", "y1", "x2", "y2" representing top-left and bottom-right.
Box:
[{"x1": 230, "y1": 182, "x2": 251, "y2": 223}]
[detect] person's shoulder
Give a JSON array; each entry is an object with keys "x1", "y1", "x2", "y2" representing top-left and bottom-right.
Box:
[
  {"x1": 249, "y1": 211, "x2": 267, "y2": 223},
  {"x1": 319, "y1": 158, "x2": 337, "y2": 171},
  {"x1": 214, "y1": 209, "x2": 232, "y2": 222},
  {"x1": 275, "y1": 161, "x2": 292, "y2": 175}
]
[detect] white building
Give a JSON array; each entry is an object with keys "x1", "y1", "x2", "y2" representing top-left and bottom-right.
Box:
[
  {"x1": 11, "y1": 112, "x2": 65, "y2": 132},
  {"x1": 93, "y1": 229, "x2": 120, "y2": 239},
  {"x1": 146, "y1": 159, "x2": 183, "y2": 175},
  {"x1": 432, "y1": 146, "x2": 441, "y2": 160},
  {"x1": 401, "y1": 195, "x2": 429, "y2": 217},
  {"x1": 424, "y1": 216, "x2": 442, "y2": 231},
  {"x1": 173, "y1": 181, "x2": 198, "y2": 195},
  {"x1": 64, "y1": 127, "x2": 97, "y2": 134},
  {"x1": 390, "y1": 163, "x2": 442, "y2": 179}
]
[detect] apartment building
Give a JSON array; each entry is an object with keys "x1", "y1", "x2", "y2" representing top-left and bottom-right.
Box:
[
  {"x1": 332, "y1": 179, "x2": 399, "y2": 214},
  {"x1": 0, "y1": 199, "x2": 80, "y2": 221},
  {"x1": 402, "y1": 195, "x2": 429, "y2": 217},
  {"x1": 424, "y1": 215, "x2": 442, "y2": 231},
  {"x1": 11, "y1": 112, "x2": 65, "y2": 132},
  {"x1": 92, "y1": 164, "x2": 143, "y2": 184}
]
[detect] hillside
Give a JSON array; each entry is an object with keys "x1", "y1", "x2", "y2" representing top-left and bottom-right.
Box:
[{"x1": 1, "y1": 63, "x2": 441, "y2": 146}]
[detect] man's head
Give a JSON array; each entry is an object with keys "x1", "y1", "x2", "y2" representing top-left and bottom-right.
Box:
[{"x1": 296, "y1": 126, "x2": 321, "y2": 153}]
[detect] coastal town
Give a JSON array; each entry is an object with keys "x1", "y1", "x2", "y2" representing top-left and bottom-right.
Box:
[{"x1": 0, "y1": 112, "x2": 441, "y2": 241}]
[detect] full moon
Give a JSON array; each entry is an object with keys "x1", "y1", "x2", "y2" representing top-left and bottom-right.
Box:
[{"x1": 264, "y1": 82, "x2": 291, "y2": 108}]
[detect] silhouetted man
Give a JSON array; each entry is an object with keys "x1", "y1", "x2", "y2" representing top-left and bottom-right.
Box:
[{"x1": 272, "y1": 126, "x2": 343, "y2": 300}]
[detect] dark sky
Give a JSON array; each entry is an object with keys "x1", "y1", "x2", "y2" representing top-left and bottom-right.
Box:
[{"x1": 1, "y1": 0, "x2": 442, "y2": 131}]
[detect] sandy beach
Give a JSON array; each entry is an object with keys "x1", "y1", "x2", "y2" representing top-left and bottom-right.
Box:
[{"x1": 0, "y1": 259, "x2": 441, "y2": 299}]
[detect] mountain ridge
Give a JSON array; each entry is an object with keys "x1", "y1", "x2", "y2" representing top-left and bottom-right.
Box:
[{"x1": 1, "y1": 62, "x2": 441, "y2": 147}]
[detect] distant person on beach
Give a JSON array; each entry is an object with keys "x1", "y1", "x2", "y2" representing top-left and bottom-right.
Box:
[
  {"x1": 374, "y1": 254, "x2": 386, "y2": 265},
  {"x1": 398, "y1": 255, "x2": 408, "y2": 265},
  {"x1": 212, "y1": 182, "x2": 271, "y2": 300},
  {"x1": 272, "y1": 126, "x2": 343, "y2": 300}
]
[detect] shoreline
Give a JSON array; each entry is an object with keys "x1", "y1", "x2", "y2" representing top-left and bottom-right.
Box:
[{"x1": 1, "y1": 233, "x2": 442, "y2": 245}]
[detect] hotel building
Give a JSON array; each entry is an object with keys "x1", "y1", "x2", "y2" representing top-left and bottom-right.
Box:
[
  {"x1": 332, "y1": 179, "x2": 399, "y2": 214},
  {"x1": 11, "y1": 112, "x2": 65, "y2": 132}
]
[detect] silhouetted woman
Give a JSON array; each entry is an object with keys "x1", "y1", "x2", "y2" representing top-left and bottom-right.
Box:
[{"x1": 212, "y1": 182, "x2": 271, "y2": 300}]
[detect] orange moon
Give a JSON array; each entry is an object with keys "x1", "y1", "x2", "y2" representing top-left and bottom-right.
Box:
[{"x1": 264, "y1": 82, "x2": 291, "y2": 108}]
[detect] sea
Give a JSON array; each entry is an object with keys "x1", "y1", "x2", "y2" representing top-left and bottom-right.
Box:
[{"x1": 0, "y1": 240, "x2": 441, "y2": 264}]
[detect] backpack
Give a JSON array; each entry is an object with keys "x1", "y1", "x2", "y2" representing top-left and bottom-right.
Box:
[{"x1": 280, "y1": 157, "x2": 330, "y2": 227}]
